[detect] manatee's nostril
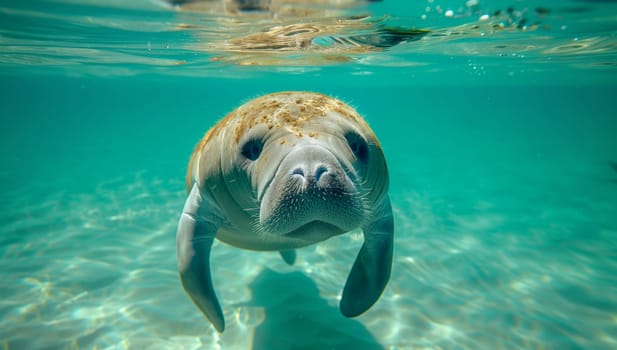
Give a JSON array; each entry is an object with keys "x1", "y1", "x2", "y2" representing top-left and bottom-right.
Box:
[
  {"x1": 315, "y1": 165, "x2": 328, "y2": 182},
  {"x1": 291, "y1": 165, "x2": 329, "y2": 182},
  {"x1": 292, "y1": 168, "x2": 305, "y2": 177}
]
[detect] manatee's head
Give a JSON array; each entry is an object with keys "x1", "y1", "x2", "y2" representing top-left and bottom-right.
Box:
[{"x1": 189, "y1": 91, "x2": 388, "y2": 248}]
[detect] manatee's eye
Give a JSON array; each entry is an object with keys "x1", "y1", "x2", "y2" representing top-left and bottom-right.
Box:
[
  {"x1": 241, "y1": 138, "x2": 263, "y2": 161},
  {"x1": 346, "y1": 132, "x2": 369, "y2": 163}
]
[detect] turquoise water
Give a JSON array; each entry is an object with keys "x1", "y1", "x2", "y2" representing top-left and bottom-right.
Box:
[{"x1": 1, "y1": 0, "x2": 617, "y2": 349}]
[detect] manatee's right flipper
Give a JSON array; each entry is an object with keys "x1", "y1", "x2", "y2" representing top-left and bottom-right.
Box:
[
  {"x1": 176, "y1": 184, "x2": 225, "y2": 332},
  {"x1": 340, "y1": 196, "x2": 394, "y2": 317},
  {"x1": 279, "y1": 250, "x2": 296, "y2": 265}
]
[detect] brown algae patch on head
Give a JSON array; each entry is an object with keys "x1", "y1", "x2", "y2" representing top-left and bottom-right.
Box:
[{"x1": 224, "y1": 91, "x2": 345, "y2": 143}]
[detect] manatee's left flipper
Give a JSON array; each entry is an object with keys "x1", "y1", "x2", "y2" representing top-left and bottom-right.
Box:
[
  {"x1": 279, "y1": 250, "x2": 296, "y2": 265},
  {"x1": 340, "y1": 196, "x2": 394, "y2": 317},
  {"x1": 177, "y1": 184, "x2": 225, "y2": 332}
]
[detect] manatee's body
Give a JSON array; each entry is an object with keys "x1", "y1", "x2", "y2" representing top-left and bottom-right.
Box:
[{"x1": 177, "y1": 91, "x2": 393, "y2": 332}]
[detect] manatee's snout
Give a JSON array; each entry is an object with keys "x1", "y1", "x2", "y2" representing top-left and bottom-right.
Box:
[
  {"x1": 289, "y1": 149, "x2": 338, "y2": 190},
  {"x1": 280, "y1": 144, "x2": 351, "y2": 195},
  {"x1": 260, "y1": 145, "x2": 364, "y2": 239}
]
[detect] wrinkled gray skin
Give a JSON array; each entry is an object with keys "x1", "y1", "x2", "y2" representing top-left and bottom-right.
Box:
[{"x1": 177, "y1": 91, "x2": 393, "y2": 332}]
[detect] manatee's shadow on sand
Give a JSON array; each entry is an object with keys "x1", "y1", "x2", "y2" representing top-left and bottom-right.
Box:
[{"x1": 244, "y1": 268, "x2": 383, "y2": 350}]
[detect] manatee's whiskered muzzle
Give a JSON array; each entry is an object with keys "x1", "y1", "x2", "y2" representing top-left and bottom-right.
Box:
[
  {"x1": 259, "y1": 144, "x2": 365, "y2": 239},
  {"x1": 260, "y1": 181, "x2": 365, "y2": 239}
]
